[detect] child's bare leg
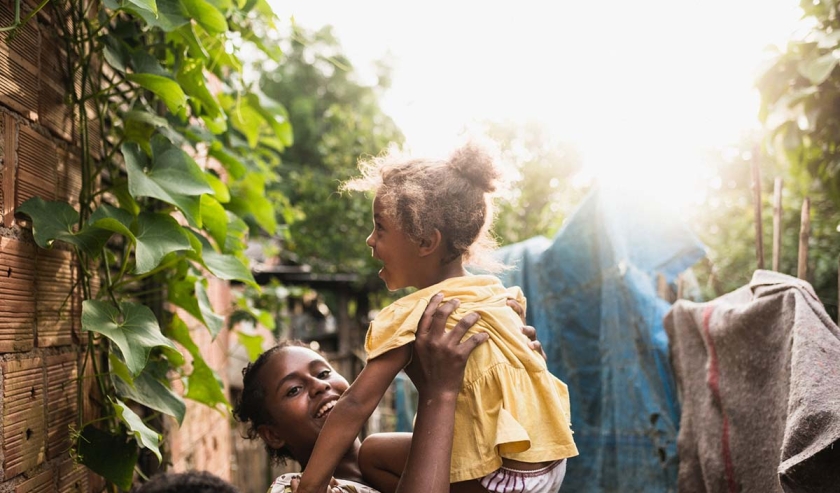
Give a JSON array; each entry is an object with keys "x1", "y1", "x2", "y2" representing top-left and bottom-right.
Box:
[
  {"x1": 359, "y1": 432, "x2": 412, "y2": 493},
  {"x1": 450, "y1": 480, "x2": 490, "y2": 493}
]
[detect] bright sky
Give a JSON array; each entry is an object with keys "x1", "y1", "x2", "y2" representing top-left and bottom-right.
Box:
[{"x1": 269, "y1": 0, "x2": 804, "y2": 207}]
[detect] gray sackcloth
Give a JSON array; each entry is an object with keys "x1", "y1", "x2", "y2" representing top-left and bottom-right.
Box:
[{"x1": 664, "y1": 270, "x2": 840, "y2": 493}]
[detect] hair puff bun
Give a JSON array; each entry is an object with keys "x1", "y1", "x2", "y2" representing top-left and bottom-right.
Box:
[{"x1": 448, "y1": 141, "x2": 501, "y2": 193}]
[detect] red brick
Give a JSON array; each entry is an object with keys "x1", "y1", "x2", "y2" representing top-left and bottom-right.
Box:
[
  {"x1": 38, "y1": 29, "x2": 73, "y2": 142},
  {"x1": 0, "y1": 237, "x2": 36, "y2": 352},
  {"x1": 56, "y1": 147, "x2": 82, "y2": 206},
  {"x1": 45, "y1": 353, "x2": 78, "y2": 460},
  {"x1": 16, "y1": 125, "x2": 57, "y2": 205},
  {"x1": 58, "y1": 459, "x2": 88, "y2": 493},
  {"x1": 13, "y1": 468, "x2": 52, "y2": 493},
  {"x1": 2, "y1": 357, "x2": 46, "y2": 478},
  {"x1": 2, "y1": 113, "x2": 16, "y2": 227},
  {"x1": 35, "y1": 247, "x2": 78, "y2": 347},
  {"x1": 0, "y1": 2, "x2": 40, "y2": 118}
]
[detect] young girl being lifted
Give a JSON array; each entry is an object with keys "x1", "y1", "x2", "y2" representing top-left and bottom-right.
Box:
[{"x1": 295, "y1": 142, "x2": 578, "y2": 493}]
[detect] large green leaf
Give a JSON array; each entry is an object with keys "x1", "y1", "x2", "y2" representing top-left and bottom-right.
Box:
[
  {"x1": 127, "y1": 0, "x2": 158, "y2": 16},
  {"x1": 223, "y1": 213, "x2": 249, "y2": 254},
  {"x1": 113, "y1": 364, "x2": 186, "y2": 425},
  {"x1": 89, "y1": 204, "x2": 135, "y2": 240},
  {"x1": 127, "y1": 0, "x2": 188, "y2": 31},
  {"x1": 126, "y1": 73, "x2": 187, "y2": 114},
  {"x1": 247, "y1": 93, "x2": 293, "y2": 147},
  {"x1": 168, "y1": 275, "x2": 224, "y2": 338},
  {"x1": 150, "y1": 136, "x2": 215, "y2": 196},
  {"x1": 797, "y1": 51, "x2": 840, "y2": 85},
  {"x1": 200, "y1": 195, "x2": 228, "y2": 248},
  {"x1": 102, "y1": 36, "x2": 130, "y2": 73},
  {"x1": 237, "y1": 331, "x2": 265, "y2": 361},
  {"x1": 76, "y1": 425, "x2": 137, "y2": 491},
  {"x1": 229, "y1": 99, "x2": 264, "y2": 148},
  {"x1": 209, "y1": 146, "x2": 247, "y2": 179},
  {"x1": 181, "y1": 0, "x2": 228, "y2": 34},
  {"x1": 195, "y1": 277, "x2": 225, "y2": 338},
  {"x1": 204, "y1": 171, "x2": 230, "y2": 203},
  {"x1": 123, "y1": 140, "x2": 213, "y2": 227},
  {"x1": 187, "y1": 231, "x2": 257, "y2": 288},
  {"x1": 17, "y1": 197, "x2": 112, "y2": 255},
  {"x1": 177, "y1": 59, "x2": 222, "y2": 118},
  {"x1": 123, "y1": 110, "x2": 172, "y2": 152},
  {"x1": 228, "y1": 172, "x2": 277, "y2": 234},
  {"x1": 171, "y1": 24, "x2": 210, "y2": 61},
  {"x1": 16, "y1": 198, "x2": 81, "y2": 248},
  {"x1": 81, "y1": 300, "x2": 176, "y2": 376},
  {"x1": 112, "y1": 398, "x2": 163, "y2": 461},
  {"x1": 133, "y1": 212, "x2": 192, "y2": 274},
  {"x1": 184, "y1": 354, "x2": 229, "y2": 408},
  {"x1": 167, "y1": 315, "x2": 229, "y2": 409}
]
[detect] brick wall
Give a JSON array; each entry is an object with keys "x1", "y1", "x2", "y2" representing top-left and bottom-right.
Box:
[
  {"x1": 0, "y1": 1, "x2": 91, "y2": 490},
  {"x1": 0, "y1": 2, "x2": 241, "y2": 490}
]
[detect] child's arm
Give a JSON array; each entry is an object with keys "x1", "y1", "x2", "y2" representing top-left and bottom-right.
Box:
[{"x1": 297, "y1": 344, "x2": 411, "y2": 493}]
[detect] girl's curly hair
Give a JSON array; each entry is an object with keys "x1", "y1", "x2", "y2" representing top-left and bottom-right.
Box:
[
  {"x1": 233, "y1": 339, "x2": 311, "y2": 464},
  {"x1": 344, "y1": 141, "x2": 505, "y2": 271}
]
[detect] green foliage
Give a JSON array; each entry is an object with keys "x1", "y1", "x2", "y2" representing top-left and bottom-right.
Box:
[
  {"x1": 757, "y1": 0, "x2": 840, "y2": 206},
  {"x1": 13, "y1": 0, "x2": 291, "y2": 487},
  {"x1": 480, "y1": 120, "x2": 588, "y2": 245},
  {"x1": 259, "y1": 25, "x2": 404, "y2": 280},
  {"x1": 753, "y1": 0, "x2": 840, "y2": 316},
  {"x1": 688, "y1": 140, "x2": 840, "y2": 318},
  {"x1": 76, "y1": 425, "x2": 138, "y2": 491}
]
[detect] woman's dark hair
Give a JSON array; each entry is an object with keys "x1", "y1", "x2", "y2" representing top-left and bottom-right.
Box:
[
  {"x1": 233, "y1": 339, "x2": 311, "y2": 464},
  {"x1": 131, "y1": 471, "x2": 239, "y2": 493}
]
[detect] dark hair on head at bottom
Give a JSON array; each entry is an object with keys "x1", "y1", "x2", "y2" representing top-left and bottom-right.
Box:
[
  {"x1": 130, "y1": 471, "x2": 239, "y2": 493},
  {"x1": 233, "y1": 339, "x2": 312, "y2": 464}
]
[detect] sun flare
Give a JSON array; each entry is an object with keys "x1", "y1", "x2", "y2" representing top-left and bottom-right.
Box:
[{"x1": 276, "y1": 0, "x2": 802, "y2": 212}]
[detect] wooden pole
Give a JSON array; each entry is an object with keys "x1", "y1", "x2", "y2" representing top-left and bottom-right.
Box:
[
  {"x1": 772, "y1": 177, "x2": 783, "y2": 272},
  {"x1": 752, "y1": 152, "x2": 765, "y2": 270},
  {"x1": 657, "y1": 273, "x2": 673, "y2": 303},
  {"x1": 797, "y1": 198, "x2": 810, "y2": 280},
  {"x1": 676, "y1": 273, "x2": 684, "y2": 300},
  {"x1": 837, "y1": 256, "x2": 840, "y2": 325}
]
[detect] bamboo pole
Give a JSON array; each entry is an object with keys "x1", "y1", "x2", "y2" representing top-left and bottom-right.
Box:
[
  {"x1": 657, "y1": 273, "x2": 673, "y2": 303},
  {"x1": 797, "y1": 198, "x2": 810, "y2": 280},
  {"x1": 676, "y1": 273, "x2": 684, "y2": 300},
  {"x1": 772, "y1": 177, "x2": 783, "y2": 272},
  {"x1": 752, "y1": 152, "x2": 765, "y2": 270}
]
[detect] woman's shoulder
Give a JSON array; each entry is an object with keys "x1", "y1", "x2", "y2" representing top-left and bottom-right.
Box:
[{"x1": 267, "y1": 474, "x2": 381, "y2": 493}]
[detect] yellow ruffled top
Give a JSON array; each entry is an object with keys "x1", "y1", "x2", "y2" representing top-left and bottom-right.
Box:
[{"x1": 365, "y1": 275, "x2": 578, "y2": 483}]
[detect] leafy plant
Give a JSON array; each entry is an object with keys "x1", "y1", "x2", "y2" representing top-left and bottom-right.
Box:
[
  {"x1": 12, "y1": 0, "x2": 291, "y2": 489},
  {"x1": 754, "y1": 0, "x2": 840, "y2": 317},
  {"x1": 260, "y1": 25, "x2": 404, "y2": 282}
]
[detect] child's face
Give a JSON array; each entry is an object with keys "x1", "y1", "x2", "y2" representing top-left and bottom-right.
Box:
[
  {"x1": 257, "y1": 347, "x2": 349, "y2": 454},
  {"x1": 366, "y1": 196, "x2": 422, "y2": 291}
]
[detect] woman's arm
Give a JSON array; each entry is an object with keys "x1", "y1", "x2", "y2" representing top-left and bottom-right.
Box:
[
  {"x1": 397, "y1": 294, "x2": 487, "y2": 493},
  {"x1": 298, "y1": 345, "x2": 411, "y2": 493}
]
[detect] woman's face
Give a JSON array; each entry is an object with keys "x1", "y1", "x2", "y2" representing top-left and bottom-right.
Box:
[{"x1": 256, "y1": 346, "x2": 350, "y2": 459}]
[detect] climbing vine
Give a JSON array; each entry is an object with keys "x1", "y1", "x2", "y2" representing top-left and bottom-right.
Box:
[{"x1": 12, "y1": 0, "x2": 289, "y2": 489}]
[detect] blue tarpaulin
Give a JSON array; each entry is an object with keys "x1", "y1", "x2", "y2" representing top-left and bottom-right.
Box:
[{"x1": 494, "y1": 187, "x2": 705, "y2": 493}]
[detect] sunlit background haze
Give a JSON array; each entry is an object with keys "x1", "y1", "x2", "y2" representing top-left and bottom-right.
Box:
[{"x1": 270, "y1": 0, "x2": 804, "y2": 211}]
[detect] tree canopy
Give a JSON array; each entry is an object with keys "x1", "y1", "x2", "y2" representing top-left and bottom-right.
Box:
[{"x1": 260, "y1": 26, "x2": 404, "y2": 285}]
